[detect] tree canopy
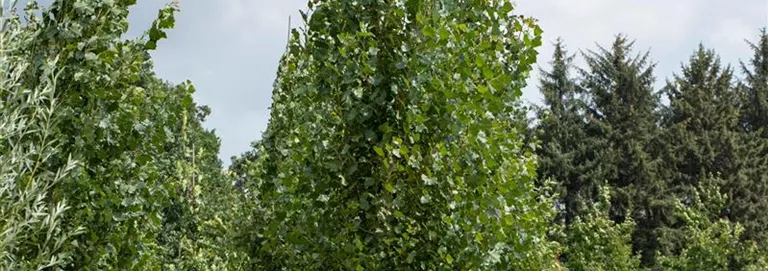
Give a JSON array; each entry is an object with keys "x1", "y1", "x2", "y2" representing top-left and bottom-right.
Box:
[{"x1": 1, "y1": 1, "x2": 766, "y2": 270}]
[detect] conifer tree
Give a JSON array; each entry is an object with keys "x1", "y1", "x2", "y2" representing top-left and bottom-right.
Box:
[
  {"x1": 535, "y1": 39, "x2": 604, "y2": 227},
  {"x1": 730, "y1": 29, "x2": 768, "y2": 245},
  {"x1": 739, "y1": 29, "x2": 768, "y2": 137},
  {"x1": 579, "y1": 35, "x2": 671, "y2": 267},
  {"x1": 658, "y1": 45, "x2": 741, "y2": 253}
]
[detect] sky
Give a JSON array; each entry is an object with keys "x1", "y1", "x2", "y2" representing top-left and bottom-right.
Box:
[{"x1": 121, "y1": 0, "x2": 767, "y2": 165}]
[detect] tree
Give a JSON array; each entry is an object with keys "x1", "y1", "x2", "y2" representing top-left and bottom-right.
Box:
[
  {"x1": 157, "y1": 99, "x2": 251, "y2": 270},
  {"x1": 239, "y1": 0, "x2": 558, "y2": 269},
  {"x1": 535, "y1": 39, "x2": 607, "y2": 227},
  {"x1": 730, "y1": 29, "x2": 768, "y2": 245},
  {"x1": 561, "y1": 186, "x2": 641, "y2": 271},
  {"x1": 5, "y1": 1, "x2": 215, "y2": 269},
  {"x1": 579, "y1": 35, "x2": 671, "y2": 267},
  {"x1": 739, "y1": 29, "x2": 768, "y2": 137},
  {"x1": 0, "y1": 5, "x2": 82, "y2": 268},
  {"x1": 657, "y1": 45, "x2": 741, "y2": 254},
  {"x1": 658, "y1": 177, "x2": 768, "y2": 271}
]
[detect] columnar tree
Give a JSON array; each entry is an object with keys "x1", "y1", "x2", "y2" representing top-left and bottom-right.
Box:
[
  {"x1": 241, "y1": 0, "x2": 558, "y2": 269},
  {"x1": 0, "y1": 5, "x2": 82, "y2": 268}
]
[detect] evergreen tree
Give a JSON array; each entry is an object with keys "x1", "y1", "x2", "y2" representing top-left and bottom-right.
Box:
[
  {"x1": 535, "y1": 39, "x2": 607, "y2": 228},
  {"x1": 731, "y1": 29, "x2": 768, "y2": 245},
  {"x1": 536, "y1": 40, "x2": 583, "y2": 226},
  {"x1": 658, "y1": 45, "x2": 741, "y2": 254},
  {"x1": 739, "y1": 29, "x2": 768, "y2": 137},
  {"x1": 579, "y1": 35, "x2": 670, "y2": 267}
]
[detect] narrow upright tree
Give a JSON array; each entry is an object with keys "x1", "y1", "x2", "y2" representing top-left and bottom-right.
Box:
[
  {"x1": 535, "y1": 39, "x2": 604, "y2": 226},
  {"x1": 241, "y1": 0, "x2": 558, "y2": 269},
  {"x1": 730, "y1": 29, "x2": 768, "y2": 245},
  {"x1": 7, "y1": 1, "x2": 208, "y2": 269},
  {"x1": 580, "y1": 35, "x2": 670, "y2": 267},
  {"x1": 658, "y1": 45, "x2": 742, "y2": 255}
]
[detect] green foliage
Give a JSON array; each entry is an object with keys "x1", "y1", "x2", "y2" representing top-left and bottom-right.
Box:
[
  {"x1": 1, "y1": 1, "x2": 241, "y2": 269},
  {"x1": 739, "y1": 28, "x2": 768, "y2": 137},
  {"x1": 658, "y1": 177, "x2": 768, "y2": 271},
  {"x1": 732, "y1": 29, "x2": 768, "y2": 245},
  {"x1": 240, "y1": 0, "x2": 558, "y2": 269},
  {"x1": 561, "y1": 186, "x2": 641, "y2": 271},
  {"x1": 2, "y1": 0, "x2": 767, "y2": 270},
  {"x1": 579, "y1": 35, "x2": 674, "y2": 267},
  {"x1": 538, "y1": 35, "x2": 768, "y2": 270},
  {"x1": 535, "y1": 39, "x2": 606, "y2": 227},
  {"x1": 157, "y1": 101, "x2": 251, "y2": 270},
  {"x1": 0, "y1": 6, "x2": 82, "y2": 268},
  {"x1": 657, "y1": 45, "x2": 742, "y2": 254}
]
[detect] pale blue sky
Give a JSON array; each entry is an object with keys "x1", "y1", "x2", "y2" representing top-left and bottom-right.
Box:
[{"x1": 122, "y1": 0, "x2": 767, "y2": 165}]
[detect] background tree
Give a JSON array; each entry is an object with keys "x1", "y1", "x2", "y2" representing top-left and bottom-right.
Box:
[
  {"x1": 658, "y1": 176, "x2": 768, "y2": 271},
  {"x1": 657, "y1": 45, "x2": 741, "y2": 255},
  {"x1": 535, "y1": 39, "x2": 608, "y2": 228},
  {"x1": 561, "y1": 186, "x2": 641, "y2": 271},
  {"x1": 738, "y1": 29, "x2": 768, "y2": 137},
  {"x1": 730, "y1": 29, "x2": 768, "y2": 245},
  {"x1": 579, "y1": 35, "x2": 672, "y2": 267}
]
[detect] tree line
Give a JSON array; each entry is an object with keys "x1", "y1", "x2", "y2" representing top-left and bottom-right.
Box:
[
  {"x1": 0, "y1": 0, "x2": 766, "y2": 270},
  {"x1": 534, "y1": 33, "x2": 768, "y2": 270}
]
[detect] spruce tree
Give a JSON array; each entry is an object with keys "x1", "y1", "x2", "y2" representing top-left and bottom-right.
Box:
[
  {"x1": 739, "y1": 29, "x2": 768, "y2": 137},
  {"x1": 535, "y1": 39, "x2": 604, "y2": 227},
  {"x1": 579, "y1": 35, "x2": 670, "y2": 267},
  {"x1": 658, "y1": 45, "x2": 741, "y2": 254},
  {"x1": 730, "y1": 29, "x2": 768, "y2": 245}
]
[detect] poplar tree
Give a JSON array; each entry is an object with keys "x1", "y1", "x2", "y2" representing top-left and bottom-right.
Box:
[{"x1": 240, "y1": 0, "x2": 559, "y2": 269}]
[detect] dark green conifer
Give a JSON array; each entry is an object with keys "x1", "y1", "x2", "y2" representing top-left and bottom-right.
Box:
[
  {"x1": 658, "y1": 45, "x2": 741, "y2": 254},
  {"x1": 731, "y1": 29, "x2": 768, "y2": 245},
  {"x1": 580, "y1": 35, "x2": 671, "y2": 267},
  {"x1": 536, "y1": 39, "x2": 603, "y2": 227}
]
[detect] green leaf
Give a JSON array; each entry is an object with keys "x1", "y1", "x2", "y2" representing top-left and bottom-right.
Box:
[
  {"x1": 373, "y1": 146, "x2": 384, "y2": 156},
  {"x1": 384, "y1": 182, "x2": 394, "y2": 193}
]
